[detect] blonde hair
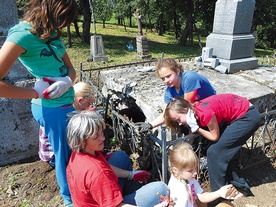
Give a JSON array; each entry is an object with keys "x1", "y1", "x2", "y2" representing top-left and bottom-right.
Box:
[
  {"x1": 169, "y1": 142, "x2": 198, "y2": 205},
  {"x1": 73, "y1": 82, "x2": 95, "y2": 110},
  {"x1": 169, "y1": 142, "x2": 198, "y2": 178},
  {"x1": 155, "y1": 58, "x2": 184, "y2": 77}
]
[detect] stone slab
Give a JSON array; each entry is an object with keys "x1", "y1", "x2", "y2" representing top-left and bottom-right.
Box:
[{"x1": 101, "y1": 64, "x2": 275, "y2": 125}]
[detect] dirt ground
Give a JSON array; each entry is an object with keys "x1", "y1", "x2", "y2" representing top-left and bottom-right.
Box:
[{"x1": 0, "y1": 137, "x2": 275, "y2": 207}]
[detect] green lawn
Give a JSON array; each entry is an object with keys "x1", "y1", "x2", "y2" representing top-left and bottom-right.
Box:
[{"x1": 64, "y1": 22, "x2": 275, "y2": 72}]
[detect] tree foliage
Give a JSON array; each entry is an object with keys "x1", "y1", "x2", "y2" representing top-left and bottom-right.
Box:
[{"x1": 16, "y1": 0, "x2": 276, "y2": 49}]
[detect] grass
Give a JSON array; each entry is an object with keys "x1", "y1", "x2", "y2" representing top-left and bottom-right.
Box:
[
  {"x1": 63, "y1": 22, "x2": 275, "y2": 73},
  {"x1": 64, "y1": 23, "x2": 202, "y2": 71}
]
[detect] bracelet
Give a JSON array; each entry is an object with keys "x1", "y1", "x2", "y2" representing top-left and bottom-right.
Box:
[{"x1": 127, "y1": 171, "x2": 133, "y2": 180}]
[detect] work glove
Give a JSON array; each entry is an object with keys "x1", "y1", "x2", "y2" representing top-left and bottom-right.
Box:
[
  {"x1": 128, "y1": 170, "x2": 150, "y2": 182},
  {"x1": 186, "y1": 108, "x2": 199, "y2": 133},
  {"x1": 135, "y1": 122, "x2": 153, "y2": 133},
  {"x1": 33, "y1": 79, "x2": 50, "y2": 99},
  {"x1": 42, "y1": 76, "x2": 72, "y2": 99}
]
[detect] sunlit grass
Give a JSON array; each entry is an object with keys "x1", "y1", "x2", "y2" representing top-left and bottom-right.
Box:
[{"x1": 63, "y1": 21, "x2": 275, "y2": 72}]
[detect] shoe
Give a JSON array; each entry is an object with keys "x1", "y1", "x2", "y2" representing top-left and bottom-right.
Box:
[{"x1": 48, "y1": 155, "x2": 55, "y2": 168}]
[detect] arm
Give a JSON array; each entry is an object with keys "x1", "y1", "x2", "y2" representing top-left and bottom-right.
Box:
[
  {"x1": 197, "y1": 115, "x2": 220, "y2": 141},
  {"x1": 109, "y1": 164, "x2": 129, "y2": 178},
  {"x1": 0, "y1": 42, "x2": 37, "y2": 99},
  {"x1": 184, "y1": 89, "x2": 198, "y2": 103},
  {"x1": 63, "y1": 52, "x2": 76, "y2": 83},
  {"x1": 149, "y1": 104, "x2": 167, "y2": 128},
  {"x1": 197, "y1": 184, "x2": 242, "y2": 203}
]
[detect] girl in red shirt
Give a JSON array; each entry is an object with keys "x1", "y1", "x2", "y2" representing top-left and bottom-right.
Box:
[{"x1": 164, "y1": 94, "x2": 261, "y2": 197}]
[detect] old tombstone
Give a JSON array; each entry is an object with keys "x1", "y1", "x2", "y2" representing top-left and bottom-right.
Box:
[
  {"x1": 205, "y1": 0, "x2": 258, "y2": 73},
  {"x1": 135, "y1": 10, "x2": 152, "y2": 60},
  {"x1": 90, "y1": 35, "x2": 108, "y2": 62},
  {"x1": 89, "y1": 0, "x2": 108, "y2": 62},
  {"x1": 0, "y1": 0, "x2": 39, "y2": 165}
]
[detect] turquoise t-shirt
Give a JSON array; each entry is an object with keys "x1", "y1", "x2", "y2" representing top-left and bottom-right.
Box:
[{"x1": 6, "y1": 21, "x2": 74, "y2": 107}]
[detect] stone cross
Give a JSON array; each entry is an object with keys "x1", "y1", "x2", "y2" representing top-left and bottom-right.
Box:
[{"x1": 135, "y1": 10, "x2": 143, "y2": 36}]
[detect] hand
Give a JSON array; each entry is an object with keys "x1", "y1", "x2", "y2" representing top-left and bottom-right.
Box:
[
  {"x1": 135, "y1": 122, "x2": 153, "y2": 133},
  {"x1": 128, "y1": 170, "x2": 150, "y2": 182},
  {"x1": 33, "y1": 79, "x2": 50, "y2": 99},
  {"x1": 42, "y1": 76, "x2": 72, "y2": 99},
  {"x1": 186, "y1": 108, "x2": 199, "y2": 133},
  {"x1": 219, "y1": 184, "x2": 243, "y2": 200}
]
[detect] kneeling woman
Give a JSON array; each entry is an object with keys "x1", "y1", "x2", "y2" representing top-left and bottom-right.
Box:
[
  {"x1": 164, "y1": 94, "x2": 261, "y2": 193},
  {"x1": 66, "y1": 111, "x2": 168, "y2": 207}
]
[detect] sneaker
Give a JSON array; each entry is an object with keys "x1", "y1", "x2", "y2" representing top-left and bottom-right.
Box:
[{"x1": 48, "y1": 155, "x2": 55, "y2": 168}]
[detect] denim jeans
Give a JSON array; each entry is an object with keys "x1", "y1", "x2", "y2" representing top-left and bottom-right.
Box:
[{"x1": 108, "y1": 150, "x2": 168, "y2": 206}]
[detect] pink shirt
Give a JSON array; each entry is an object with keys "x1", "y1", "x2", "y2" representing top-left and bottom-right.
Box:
[{"x1": 194, "y1": 94, "x2": 250, "y2": 126}]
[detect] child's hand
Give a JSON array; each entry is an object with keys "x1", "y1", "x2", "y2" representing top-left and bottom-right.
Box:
[{"x1": 219, "y1": 184, "x2": 243, "y2": 200}]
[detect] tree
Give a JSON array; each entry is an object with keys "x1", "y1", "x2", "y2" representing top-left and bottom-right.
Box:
[
  {"x1": 93, "y1": 0, "x2": 113, "y2": 28},
  {"x1": 78, "y1": 0, "x2": 92, "y2": 44}
]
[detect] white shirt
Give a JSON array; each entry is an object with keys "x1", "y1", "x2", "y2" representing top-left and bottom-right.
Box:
[{"x1": 168, "y1": 175, "x2": 203, "y2": 207}]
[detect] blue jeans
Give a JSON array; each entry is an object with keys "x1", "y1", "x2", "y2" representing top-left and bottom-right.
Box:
[
  {"x1": 108, "y1": 151, "x2": 168, "y2": 206},
  {"x1": 32, "y1": 103, "x2": 75, "y2": 204}
]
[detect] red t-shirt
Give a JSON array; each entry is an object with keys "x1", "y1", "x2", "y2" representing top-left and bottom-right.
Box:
[
  {"x1": 66, "y1": 151, "x2": 123, "y2": 207},
  {"x1": 194, "y1": 94, "x2": 250, "y2": 126}
]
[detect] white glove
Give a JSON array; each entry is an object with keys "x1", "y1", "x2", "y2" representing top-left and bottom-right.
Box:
[
  {"x1": 42, "y1": 76, "x2": 72, "y2": 99},
  {"x1": 33, "y1": 79, "x2": 50, "y2": 99},
  {"x1": 186, "y1": 108, "x2": 199, "y2": 133}
]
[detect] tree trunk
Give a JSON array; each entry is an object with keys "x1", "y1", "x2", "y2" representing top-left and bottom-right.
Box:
[
  {"x1": 179, "y1": 1, "x2": 194, "y2": 46},
  {"x1": 79, "y1": 0, "x2": 91, "y2": 44},
  {"x1": 67, "y1": 25, "x2": 72, "y2": 48},
  {"x1": 158, "y1": 13, "x2": 164, "y2": 36},
  {"x1": 73, "y1": 19, "x2": 81, "y2": 38}
]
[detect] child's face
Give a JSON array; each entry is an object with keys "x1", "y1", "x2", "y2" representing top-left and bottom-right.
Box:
[
  {"x1": 179, "y1": 167, "x2": 198, "y2": 180},
  {"x1": 84, "y1": 130, "x2": 105, "y2": 154},
  {"x1": 75, "y1": 95, "x2": 95, "y2": 111},
  {"x1": 168, "y1": 110, "x2": 187, "y2": 126},
  {"x1": 158, "y1": 67, "x2": 180, "y2": 88}
]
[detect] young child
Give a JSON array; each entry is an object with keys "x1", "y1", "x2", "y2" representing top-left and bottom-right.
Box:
[
  {"x1": 164, "y1": 94, "x2": 261, "y2": 196},
  {"x1": 38, "y1": 82, "x2": 96, "y2": 165},
  {"x1": 137, "y1": 58, "x2": 216, "y2": 133},
  {"x1": 66, "y1": 110, "x2": 168, "y2": 207},
  {"x1": 168, "y1": 142, "x2": 242, "y2": 207}
]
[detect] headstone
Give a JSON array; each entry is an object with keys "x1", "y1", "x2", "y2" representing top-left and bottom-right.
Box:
[
  {"x1": 135, "y1": 10, "x2": 152, "y2": 60},
  {"x1": 0, "y1": 0, "x2": 39, "y2": 166},
  {"x1": 206, "y1": 0, "x2": 258, "y2": 73},
  {"x1": 90, "y1": 35, "x2": 108, "y2": 62}
]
